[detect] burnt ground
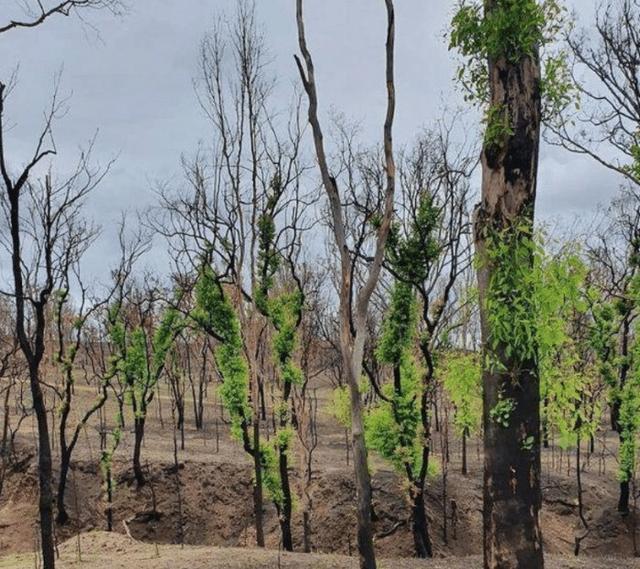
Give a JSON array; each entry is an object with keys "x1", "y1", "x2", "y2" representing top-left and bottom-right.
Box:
[
  {"x1": 0, "y1": 381, "x2": 639, "y2": 565},
  {"x1": 1, "y1": 532, "x2": 639, "y2": 569}
]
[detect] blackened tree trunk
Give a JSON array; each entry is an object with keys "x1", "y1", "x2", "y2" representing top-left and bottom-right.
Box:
[
  {"x1": 29, "y1": 363, "x2": 56, "y2": 569},
  {"x1": 278, "y1": 448, "x2": 294, "y2": 551},
  {"x1": 252, "y1": 417, "x2": 265, "y2": 547},
  {"x1": 462, "y1": 427, "x2": 468, "y2": 476},
  {"x1": 56, "y1": 451, "x2": 71, "y2": 525},
  {"x1": 474, "y1": 14, "x2": 544, "y2": 569},
  {"x1": 56, "y1": 377, "x2": 107, "y2": 524},
  {"x1": 619, "y1": 481, "x2": 631, "y2": 516},
  {"x1": 616, "y1": 314, "x2": 631, "y2": 514},
  {"x1": 2, "y1": 82, "x2": 57, "y2": 567},
  {"x1": 411, "y1": 485, "x2": 433, "y2": 558},
  {"x1": 414, "y1": 342, "x2": 436, "y2": 558},
  {"x1": 190, "y1": 362, "x2": 205, "y2": 431},
  {"x1": 276, "y1": 380, "x2": 294, "y2": 551},
  {"x1": 133, "y1": 416, "x2": 146, "y2": 486},
  {"x1": 105, "y1": 464, "x2": 114, "y2": 531}
]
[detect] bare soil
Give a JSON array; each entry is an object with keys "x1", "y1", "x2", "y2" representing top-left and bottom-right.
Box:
[
  {"x1": 2, "y1": 532, "x2": 640, "y2": 569},
  {"x1": 1, "y1": 380, "x2": 639, "y2": 566}
]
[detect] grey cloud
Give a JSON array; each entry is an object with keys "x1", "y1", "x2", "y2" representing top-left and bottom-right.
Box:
[{"x1": 0, "y1": 0, "x2": 624, "y2": 281}]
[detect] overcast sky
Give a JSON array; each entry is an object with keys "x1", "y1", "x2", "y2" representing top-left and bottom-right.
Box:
[{"x1": 0, "y1": 0, "x2": 624, "y2": 280}]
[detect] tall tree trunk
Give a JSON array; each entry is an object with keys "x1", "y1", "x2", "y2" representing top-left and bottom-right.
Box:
[
  {"x1": 294, "y1": 2, "x2": 397, "y2": 566},
  {"x1": 277, "y1": 381, "x2": 294, "y2": 551},
  {"x1": 56, "y1": 450, "x2": 71, "y2": 525},
  {"x1": 348, "y1": 370, "x2": 376, "y2": 569},
  {"x1": 252, "y1": 417, "x2": 265, "y2": 547},
  {"x1": 1, "y1": 381, "x2": 10, "y2": 456},
  {"x1": 303, "y1": 509, "x2": 312, "y2": 553},
  {"x1": 411, "y1": 485, "x2": 433, "y2": 558},
  {"x1": 30, "y1": 365, "x2": 56, "y2": 569},
  {"x1": 0, "y1": 381, "x2": 12, "y2": 500},
  {"x1": 619, "y1": 479, "x2": 631, "y2": 516},
  {"x1": 462, "y1": 427, "x2": 468, "y2": 476},
  {"x1": 133, "y1": 416, "x2": 146, "y2": 486},
  {"x1": 616, "y1": 315, "x2": 631, "y2": 514},
  {"x1": 105, "y1": 463, "x2": 113, "y2": 532},
  {"x1": 475, "y1": 14, "x2": 544, "y2": 569},
  {"x1": 277, "y1": 448, "x2": 294, "y2": 551}
]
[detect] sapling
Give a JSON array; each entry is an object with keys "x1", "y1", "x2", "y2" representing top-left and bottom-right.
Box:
[{"x1": 442, "y1": 353, "x2": 481, "y2": 476}]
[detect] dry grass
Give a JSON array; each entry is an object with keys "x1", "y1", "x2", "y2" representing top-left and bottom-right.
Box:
[{"x1": 1, "y1": 532, "x2": 638, "y2": 569}]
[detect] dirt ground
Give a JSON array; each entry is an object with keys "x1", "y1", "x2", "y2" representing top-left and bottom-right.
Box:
[
  {"x1": 1, "y1": 532, "x2": 639, "y2": 569},
  {"x1": 1, "y1": 378, "x2": 640, "y2": 565}
]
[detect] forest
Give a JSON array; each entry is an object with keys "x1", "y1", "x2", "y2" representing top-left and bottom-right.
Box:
[{"x1": 1, "y1": 1, "x2": 640, "y2": 568}]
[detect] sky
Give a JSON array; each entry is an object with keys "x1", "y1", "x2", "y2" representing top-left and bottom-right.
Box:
[{"x1": 0, "y1": 0, "x2": 624, "y2": 281}]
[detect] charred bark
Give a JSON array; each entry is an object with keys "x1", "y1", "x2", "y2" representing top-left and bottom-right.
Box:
[
  {"x1": 133, "y1": 416, "x2": 146, "y2": 487},
  {"x1": 411, "y1": 486, "x2": 433, "y2": 558},
  {"x1": 475, "y1": 26, "x2": 544, "y2": 569}
]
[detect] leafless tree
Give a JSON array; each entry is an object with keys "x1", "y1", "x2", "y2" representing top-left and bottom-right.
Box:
[
  {"x1": 547, "y1": 0, "x2": 640, "y2": 188},
  {"x1": 295, "y1": 1, "x2": 397, "y2": 567},
  {"x1": 0, "y1": 76, "x2": 111, "y2": 568},
  {"x1": 0, "y1": 304, "x2": 22, "y2": 500},
  {"x1": 0, "y1": 0, "x2": 125, "y2": 35}
]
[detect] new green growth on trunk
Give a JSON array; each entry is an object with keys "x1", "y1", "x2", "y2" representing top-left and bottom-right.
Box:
[
  {"x1": 366, "y1": 282, "x2": 428, "y2": 475},
  {"x1": 450, "y1": 0, "x2": 574, "y2": 134},
  {"x1": 192, "y1": 263, "x2": 250, "y2": 441}
]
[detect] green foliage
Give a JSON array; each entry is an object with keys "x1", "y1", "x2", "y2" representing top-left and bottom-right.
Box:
[
  {"x1": 545, "y1": 359, "x2": 600, "y2": 450},
  {"x1": 260, "y1": 439, "x2": 284, "y2": 506},
  {"x1": 450, "y1": 0, "x2": 553, "y2": 62},
  {"x1": 386, "y1": 193, "x2": 440, "y2": 285},
  {"x1": 537, "y1": 249, "x2": 586, "y2": 358},
  {"x1": 377, "y1": 282, "x2": 418, "y2": 366},
  {"x1": 216, "y1": 340, "x2": 251, "y2": 440},
  {"x1": 99, "y1": 410, "x2": 124, "y2": 494},
  {"x1": 365, "y1": 356, "x2": 426, "y2": 474},
  {"x1": 442, "y1": 353, "x2": 482, "y2": 437},
  {"x1": 268, "y1": 289, "x2": 304, "y2": 387},
  {"x1": 125, "y1": 328, "x2": 149, "y2": 417},
  {"x1": 484, "y1": 104, "x2": 514, "y2": 147},
  {"x1": 255, "y1": 174, "x2": 283, "y2": 314},
  {"x1": 625, "y1": 136, "x2": 640, "y2": 181},
  {"x1": 590, "y1": 300, "x2": 619, "y2": 394},
  {"x1": 152, "y1": 308, "x2": 183, "y2": 378},
  {"x1": 257, "y1": 428, "x2": 296, "y2": 508},
  {"x1": 106, "y1": 296, "x2": 180, "y2": 422},
  {"x1": 449, "y1": 0, "x2": 572, "y2": 121},
  {"x1": 107, "y1": 303, "x2": 126, "y2": 353},
  {"x1": 521, "y1": 434, "x2": 535, "y2": 451},
  {"x1": 532, "y1": 243, "x2": 601, "y2": 448},
  {"x1": 619, "y1": 372, "x2": 640, "y2": 482},
  {"x1": 483, "y1": 223, "x2": 540, "y2": 366},
  {"x1": 367, "y1": 277, "x2": 429, "y2": 476},
  {"x1": 192, "y1": 264, "x2": 240, "y2": 346},
  {"x1": 541, "y1": 51, "x2": 576, "y2": 119},
  {"x1": 619, "y1": 328, "x2": 640, "y2": 482},
  {"x1": 490, "y1": 394, "x2": 515, "y2": 428},
  {"x1": 331, "y1": 385, "x2": 352, "y2": 428},
  {"x1": 485, "y1": 231, "x2": 587, "y2": 373},
  {"x1": 192, "y1": 263, "x2": 250, "y2": 440}
]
